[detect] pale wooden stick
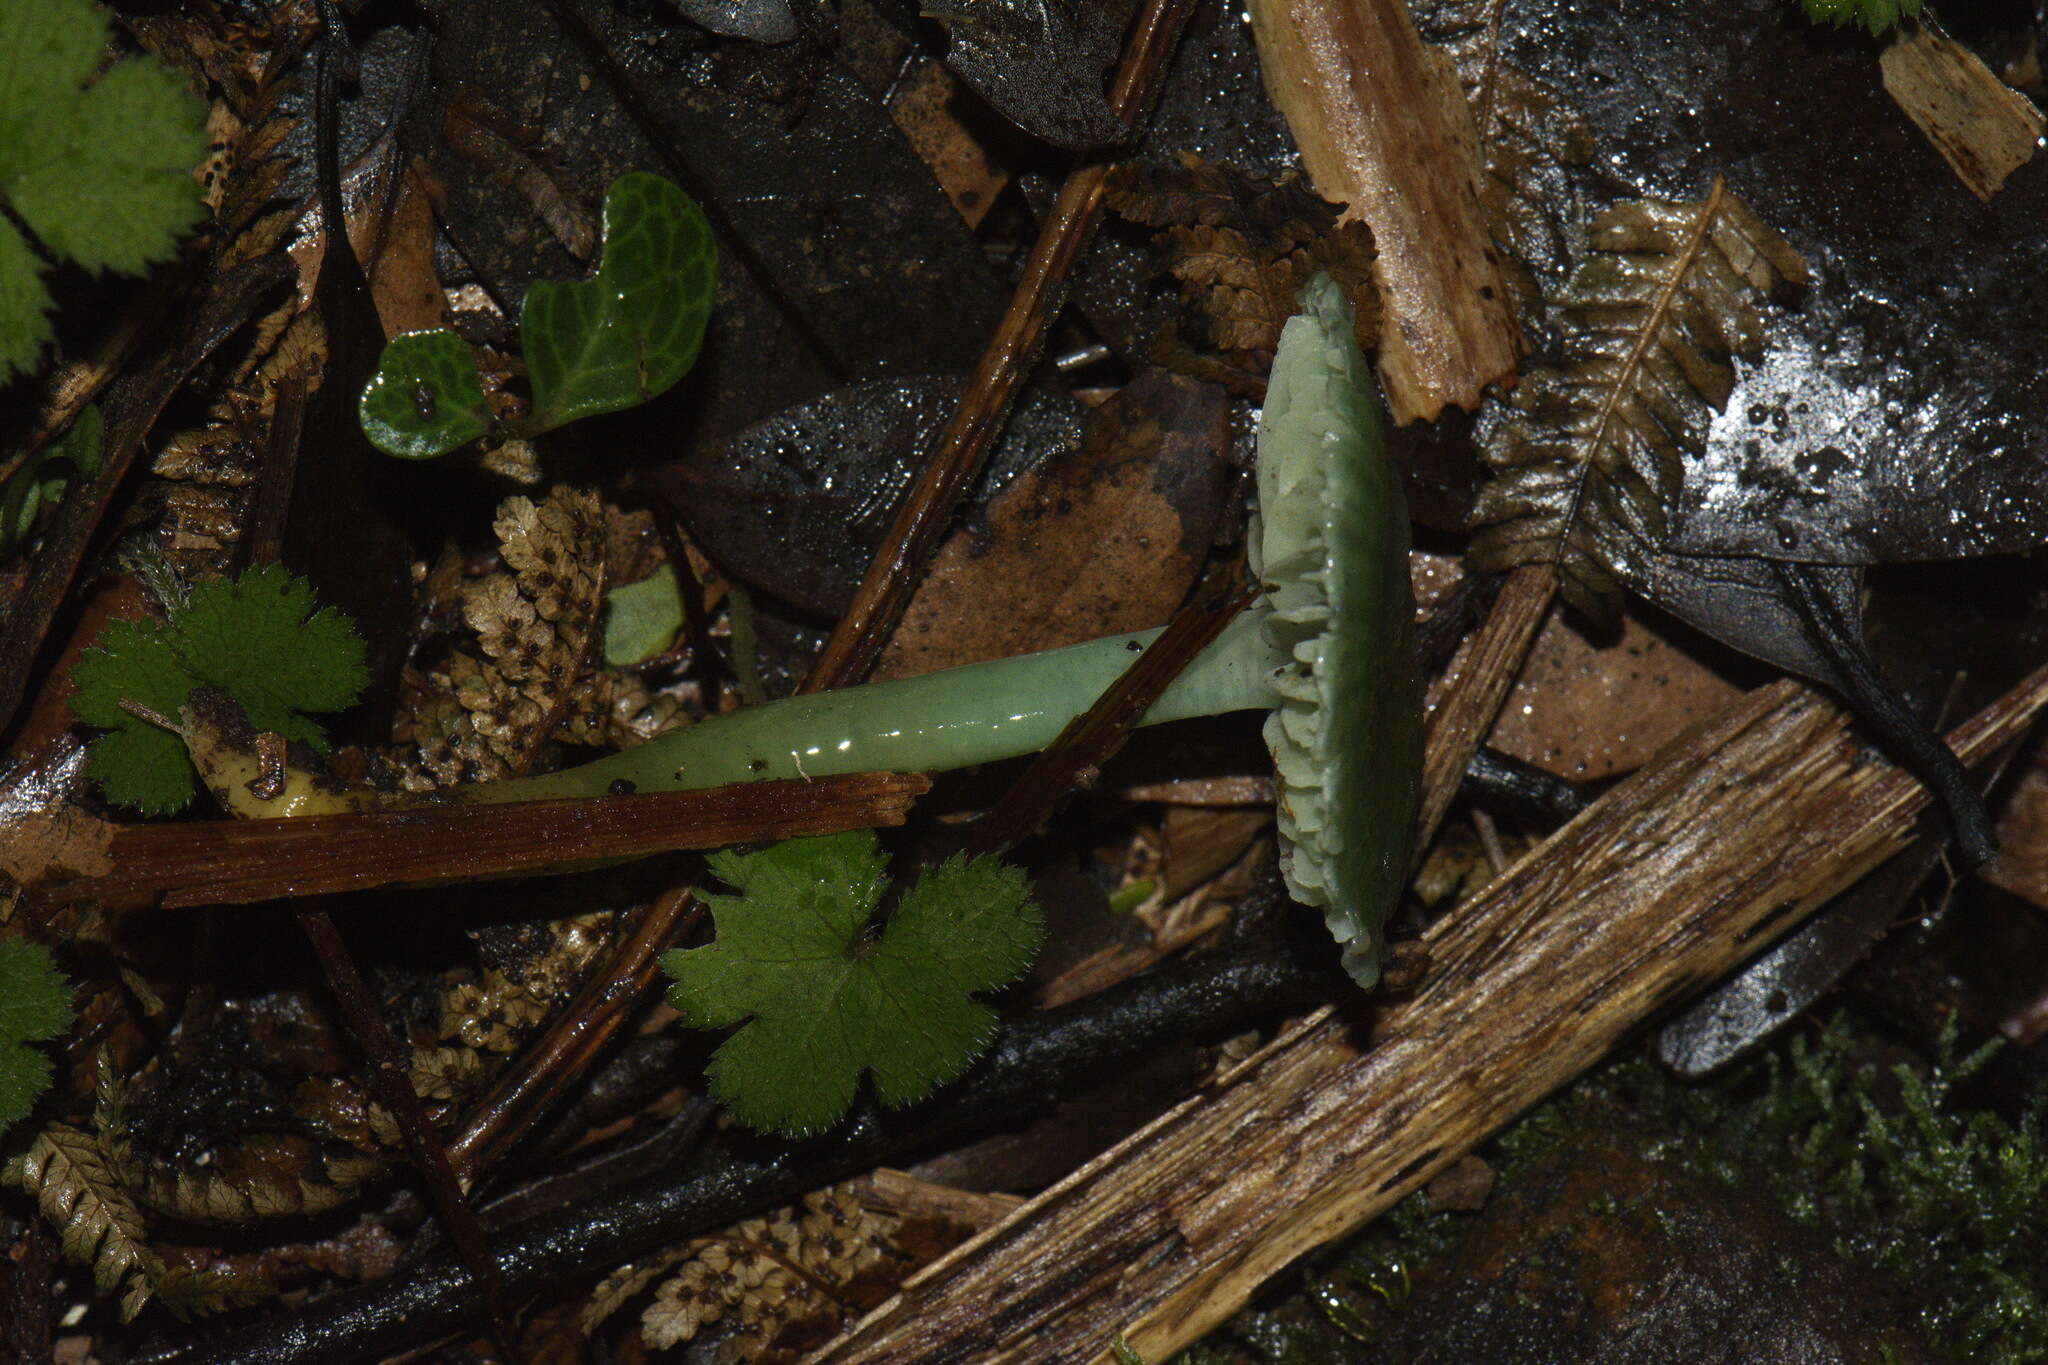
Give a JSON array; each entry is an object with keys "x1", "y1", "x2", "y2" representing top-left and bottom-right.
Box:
[
  {"x1": 1414, "y1": 560, "x2": 1556, "y2": 853},
  {"x1": 1247, "y1": 0, "x2": 1522, "y2": 421},
  {"x1": 807, "y1": 663, "x2": 2048, "y2": 1365}
]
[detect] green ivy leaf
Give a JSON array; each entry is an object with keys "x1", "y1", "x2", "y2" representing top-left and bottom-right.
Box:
[
  {"x1": 0, "y1": 938, "x2": 73, "y2": 1138},
  {"x1": 355, "y1": 173, "x2": 715, "y2": 458},
  {"x1": 524, "y1": 172, "x2": 716, "y2": 433},
  {"x1": 68, "y1": 566, "x2": 368, "y2": 813},
  {"x1": 662, "y1": 831, "x2": 1043, "y2": 1137},
  {"x1": 357, "y1": 330, "x2": 492, "y2": 460},
  {"x1": 0, "y1": 0, "x2": 209, "y2": 382}
]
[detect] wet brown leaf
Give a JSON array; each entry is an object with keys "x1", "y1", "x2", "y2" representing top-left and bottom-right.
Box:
[
  {"x1": 874, "y1": 369, "x2": 1235, "y2": 679},
  {"x1": 1483, "y1": 601, "x2": 1746, "y2": 781}
]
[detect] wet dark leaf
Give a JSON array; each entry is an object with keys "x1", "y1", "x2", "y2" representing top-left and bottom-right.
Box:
[
  {"x1": 667, "y1": 0, "x2": 802, "y2": 44},
  {"x1": 420, "y1": 0, "x2": 1007, "y2": 440},
  {"x1": 936, "y1": 0, "x2": 1128, "y2": 148},
  {"x1": 638, "y1": 376, "x2": 1083, "y2": 617},
  {"x1": 1412, "y1": 0, "x2": 1595, "y2": 317},
  {"x1": 1490, "y1": 0, "x2": 2048, "y2": 570}
]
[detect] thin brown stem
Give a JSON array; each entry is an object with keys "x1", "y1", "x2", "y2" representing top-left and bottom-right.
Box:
[
  {"x1": 966, "y1": 575, "x2": 1255, "y2": 856},
  {"x1": 802, "y1": 0, "x2": 1196, "y2": 693},
  {"x1": 294, "y1": 905, "x2": 518, "y2": 1349},
  {"x1": 449, "y1": 883, "x2": 703, "y2": 1183},
  {"x1": 49, "y1": 773, "x2": 930, "y2": 911},
  {"x1": 1414, "y1": 562, "x2": 1556, "y2": 856}
]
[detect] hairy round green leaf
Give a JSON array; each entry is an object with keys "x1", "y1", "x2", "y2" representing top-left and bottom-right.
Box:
[
  {"x1": 0, "y1": 0, "x2": 207, "y2": 381},
  {"x1": 523, "y1": 172, "x2": 716, "y2": 433},
  {"x1": 358, "y1": 329, "x2": 492, "y2": 459}
]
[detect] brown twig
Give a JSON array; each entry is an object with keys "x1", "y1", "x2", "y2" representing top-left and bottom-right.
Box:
[
  {"x1": 1414, "y1": 561, "x2": 1555, "y2": 855},
  {"x1": 449, "y1": 880, "x2": 703, "y2": 1183},
  {"x1": 44, "y1": 772, "x2": 931, "y2": 910},
  {"x1": 965, "y1": 578, "x2": 1255, "y2": 856},
  {"x1": 807, "y1": 663, "x2": 2048, "y2": 1364},
  {"x1": 293, "y1": 905, "x2": 517, "y2": 1344},
  {"x1": 802, "y1": 0, "x2": 1197, "y2": 693}
]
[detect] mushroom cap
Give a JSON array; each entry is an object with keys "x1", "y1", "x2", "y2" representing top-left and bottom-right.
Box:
[{"x1": 1251, "y1": 274, "x2": 1423, "y2": 988}]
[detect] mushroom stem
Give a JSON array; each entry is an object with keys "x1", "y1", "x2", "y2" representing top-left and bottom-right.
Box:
[{"x1": 464, "y1": 612, "x2": 1286, "y2": 804}]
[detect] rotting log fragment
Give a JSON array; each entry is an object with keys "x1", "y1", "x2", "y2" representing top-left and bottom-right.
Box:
[
  {"x1": 1246, "y1": 0, "x2": 1522, "y2": 422},
  {"x1": 808, "y1": 665, "x2": 2048, "y2": 1365}
]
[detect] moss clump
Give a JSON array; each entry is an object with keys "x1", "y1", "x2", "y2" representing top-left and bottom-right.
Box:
[
  {"x1": 1174, "y1": 1011, "x2": 2048, "y2": 1364},
  {"x1": 1628, "y1": 1013, "x2": 2048, "y2": 1362}
]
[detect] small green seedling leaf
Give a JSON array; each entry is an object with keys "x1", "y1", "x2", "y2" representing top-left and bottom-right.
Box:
[
  {"x1": 0, "y1": 404, "x2": 101, "y2": 558},
  {"x1": 69, "y1": 565, "x2": 368, "y2": 813},
  {"x1": 357, "y1": 330, "x2": 491, "y2": 459},
  {"x1": 0, "y1": 938, "x2": 73, "y2": 1138},
  {"x1": 1801, "y1": 0, "x2": 1921, "y2": 32},
  {"x1": 602, "y1": 564, "x2": 686, "y2": 665},
  {"x1": 524, "y1": 172, "x2": 716, "y2": 433},
  {"x1": 662, "y1": 831, "x2": 1043, "y2": 1137},
  {"x1": 0, "y1": 0, "x2": 209, "y2": 382}
]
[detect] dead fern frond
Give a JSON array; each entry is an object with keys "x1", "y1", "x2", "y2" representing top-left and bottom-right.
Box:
[
  {"x1": 1468, "y1": 179, "x2": 1808, "y2": 622},
  {"x1": 583, "y1": 1183, "x2": 901, "y2": 1359},
  {"x1": 6, "y1": 1122, "x2": 162, "y2": 1320},
  {"x1": 1414, "y1": 0, "x2": 1594, "y2": 313},
  {"x1": 153, "y1": 1263, "x2": 277, "y2": 1321}
]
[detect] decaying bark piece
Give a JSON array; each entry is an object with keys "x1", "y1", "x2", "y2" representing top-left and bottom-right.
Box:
[
  {"x1": 1881, "y1": 18, "x2": 2044, "y2": 202},
  {"x1": 1247, "y1": 0, "x2": 1521, "y2": 422},
  {"x1": 808, "y1": 665, "x2": 2048, "y2": 1365}
]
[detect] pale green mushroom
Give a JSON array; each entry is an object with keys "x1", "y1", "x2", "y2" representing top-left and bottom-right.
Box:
[{"x1": 462, "y1": 274, "x2": 1424, "y2": 985}]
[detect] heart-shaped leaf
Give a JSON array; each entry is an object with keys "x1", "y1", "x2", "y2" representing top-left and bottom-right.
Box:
[
  {"x1": 356, "y1": 173, "x2": 715, "y2": 460},
  {"x1": 357, "y1": 329, "x2": 491, "y2": 459},
  {"x1": 524, "y1": 172, "x2": 716, "y2": 433}
]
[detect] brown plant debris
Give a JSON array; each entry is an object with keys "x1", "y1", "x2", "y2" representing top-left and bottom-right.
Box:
[
  {"x1": 398, "y1": 487, "x2": 608, "y2": 786},
  {"x1": 807, "y1": 667, "x2": 2048, "y2": 1365},
  {"x1": 1468, "y1": 180, "x2": 1808, "y2": 624},
  {"x1": 1412, "y1": 0, "x2": 1596, "y2": 312},
  {"x1": 583, "y1": 1183, "x2": 903, "y2": 1361},
  {"x1": 876, "y1": 367, "x2": 1233, "y2": 679},
  {"x1": 1105, "y1": 155, "x2": 1379, "y2": 396},
  {"x1": 1880, "y1": 17, "x2": 2045, "y2": 202},
  {"x1": 2, "y1": 1075, "x2": 288, "y2": 1322},
  {"x1": 1246, "y1": 0, "x2": 1523, "y2": 421}
]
